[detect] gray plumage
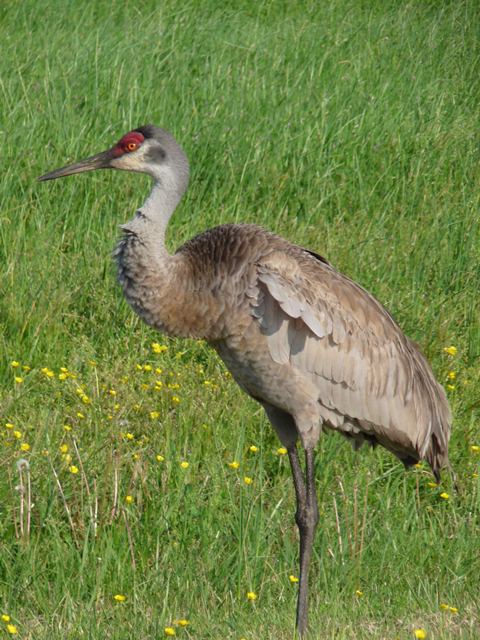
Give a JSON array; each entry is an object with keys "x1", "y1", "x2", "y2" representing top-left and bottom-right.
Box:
[{"x1": 39, "y1": 124, "x2": 451, "y2": 637}]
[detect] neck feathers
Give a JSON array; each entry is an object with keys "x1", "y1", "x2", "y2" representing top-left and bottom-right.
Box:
[
  {"x1": 114, "y1": 175, "x2": 190, "y2": 334},
  {"x1": 121, "y1": 178, "x2": 182, "y2": 249}
]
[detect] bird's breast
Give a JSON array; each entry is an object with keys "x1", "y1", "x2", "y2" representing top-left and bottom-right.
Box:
[{"x1": 114, "y1": 234, "x2": 247, "y2": 340}]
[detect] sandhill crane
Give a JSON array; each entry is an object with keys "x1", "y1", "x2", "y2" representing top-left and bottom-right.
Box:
[{"x1": 39, "y1": 125, "x2": 451, "y2": 637}]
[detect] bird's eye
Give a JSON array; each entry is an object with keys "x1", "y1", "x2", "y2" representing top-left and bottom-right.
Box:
[{"x1": 126, "y1": 142, "x2": 138, "y2": 152}]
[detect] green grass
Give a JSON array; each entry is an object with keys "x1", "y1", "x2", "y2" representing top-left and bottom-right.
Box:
[{"x1": 1, "y1": 0, "x2": 480, "y2": 638}]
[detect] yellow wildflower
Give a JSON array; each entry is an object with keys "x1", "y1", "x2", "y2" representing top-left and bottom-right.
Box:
[
  {"x1": 64, "y1": 425, "x2": 72, "y2": 432},
  {"x1": 470, "y1": 445, "x2": 480, "y2": 453},
  {"x1": 156, "y1": 454, "x2": 165, "y2": 462},
  {"x1": 6, "y1": 624, "x2": 17, "y2": 634},
  {"x1": 125, "y1": 433, "x2": 134, "y2": 441},
  {"x1": 76, "y1": 412, "x2": 85, "y2": 419},
  {"x1": 427, "y1": 482, "x2": 438, "y2": 488},
  {"x1": 69, "y1": 465, "x2": 79, "y2": 474},
  {"x1": 180, "y1": 461, "x2": 189, "y2": 469},
  {"x1": 10, "y1": 361, "x2": 20, "y2": 368},
  {"x1": 447, "y1": 371, "x2": 456, "y2": 380},
  {"x1": 152, "y1": 343, "x2": 168, "y2": 353},
  {"x1": 64, "y1": 454, "x2": 72, "y2": 464},
  {"x1": 228, "y1": 461, "x2": 240, "y2": 469},
  {"x1": 14, "y1": 377, "x2": 24, "y2": 384},
  {"x1": 20, "y1": 443, "x2": 30, "y2": 452},
  {"x1": 58, "y1": 373, "x2": 68, "y2": 380},
  {"x1": 244, "y1": 476, "x2": 253, "y2": 485},
  {"x1": 171, "y1": 396, "x2": 180, "y2": 404},
  {"x1": 175, "y1": 619, "x2": 189, "y2": 627},
  {"x1": 1, "y1": 614, "x2": 11, "y2": 622},
  {"x1": 439, "y1": 492, "x2": 449, "y2": 500},
  {"x1": 150, "y1": 411, "x2": 160, "y2": 420},
  {"x1": 108, "y1": 389, "x2": 117, "y2": 396},
  {"x1": 22, "y1": 365, "x2": 31, "y2": 371},
  {"x1": 164, "y1": 628, "x2": 176, "y2": 636},
  {"x1": 13, "y1": 431, "x2": 21, "y2": 439},
  {"x1": 289, "y1": 575, "x2": 299, "y2": 583},
  {"x1": 443, "y1": 346, "x2": 457, "y2": 356},
  {"x1": 143, "y1": 364, "x2": 153, "y2": 372},
  {"x1": 446, "y1": 384, "x2": 455, "y2": 391},
  {"x1": 249, "y1": 445, "x2": 259, "y2": 453},
  {"x1": 113, "y1": 594, "x2": 126, "y2": 602},
  {"x1": 277, "y1": 447, "x2": 288, "y2": 455},
  {"x1": 355, "y1": 589, "x2": 364, "y2": 597},
  {"x1": 132, "y1": 453, "x2": 140, "y2": 461},
  {"x1": 60, "y1": 444, "x2": 69, "y2": 454},
  {"x1": 5, "y1": 423, "x2": 14, "y2": 429},
  {"x1": 246, "y1": 591, "x2": 257, "y2": 601},
  {"x1": 414, "y1": 630, "x2": 427, "y2": 639},
  {"x1": 125, "y1": 495, "x2": 134, "y2": 504}
]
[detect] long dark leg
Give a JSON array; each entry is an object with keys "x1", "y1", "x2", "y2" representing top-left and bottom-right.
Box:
[
  {"x1": 260, "y1": 403, "x2": 319, "y2": 636},
  {"x1": 288, "y1": 446, "x2": 319, "y2": 637}
]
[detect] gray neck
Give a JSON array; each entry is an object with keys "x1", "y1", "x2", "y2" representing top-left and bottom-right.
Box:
[{"x1": 121, "y1": 178, "x2": 183, "y2": 251}]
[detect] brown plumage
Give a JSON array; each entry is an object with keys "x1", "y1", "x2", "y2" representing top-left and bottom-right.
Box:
[{"x1": 39, "y1": 125, "x2": 451, "y2": 637}]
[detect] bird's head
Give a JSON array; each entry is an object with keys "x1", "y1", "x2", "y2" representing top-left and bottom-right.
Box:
[{"x1": 38, "y1": 124, "x2": 189, "y2": 193}]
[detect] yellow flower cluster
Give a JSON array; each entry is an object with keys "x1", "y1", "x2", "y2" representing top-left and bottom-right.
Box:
[
  {"x1": 1, "y1": 614, "x2": 17, "y2": 635},
  {"x1": 164, "y1": 618, "x2": 190, "y2": 636},
  {"x1": 440, "y1": 603, "x2": 458, "y2": 613}
]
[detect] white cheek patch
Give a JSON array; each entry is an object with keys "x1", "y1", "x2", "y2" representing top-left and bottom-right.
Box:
[{"x1": 111, "y1": 150, "x2": 147, "y2": 172}]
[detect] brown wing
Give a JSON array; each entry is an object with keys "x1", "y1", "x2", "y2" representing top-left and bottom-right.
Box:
[{"x1": 252, "y1": 248, "x2": 451, "y2": 476}]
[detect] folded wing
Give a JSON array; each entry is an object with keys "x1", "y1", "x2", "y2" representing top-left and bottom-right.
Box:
[{"x1": 252, "y1": 249, "x2": 450, "y2": 476}]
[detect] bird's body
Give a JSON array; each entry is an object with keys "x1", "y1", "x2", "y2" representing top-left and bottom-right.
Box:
[
  {"x1": 39, "y1": 124, "x2": 451, "y2": 637},
  {"x1": 116, "y1": 219, "x2": 450, "y2": 473}
]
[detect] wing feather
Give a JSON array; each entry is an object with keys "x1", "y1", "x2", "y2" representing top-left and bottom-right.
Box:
[{"x1": 253, "y1": 249, "x2": 451, "y2": 473}]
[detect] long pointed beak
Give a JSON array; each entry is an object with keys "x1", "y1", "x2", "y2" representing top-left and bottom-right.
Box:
[{"x1": 38, "y1": 149, "x2": 114, "y2": 181}]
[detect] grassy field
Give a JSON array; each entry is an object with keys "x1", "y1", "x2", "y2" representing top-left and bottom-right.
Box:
[{"x1": 1, "y1": 0, "x2": 480, "y2": 638}]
